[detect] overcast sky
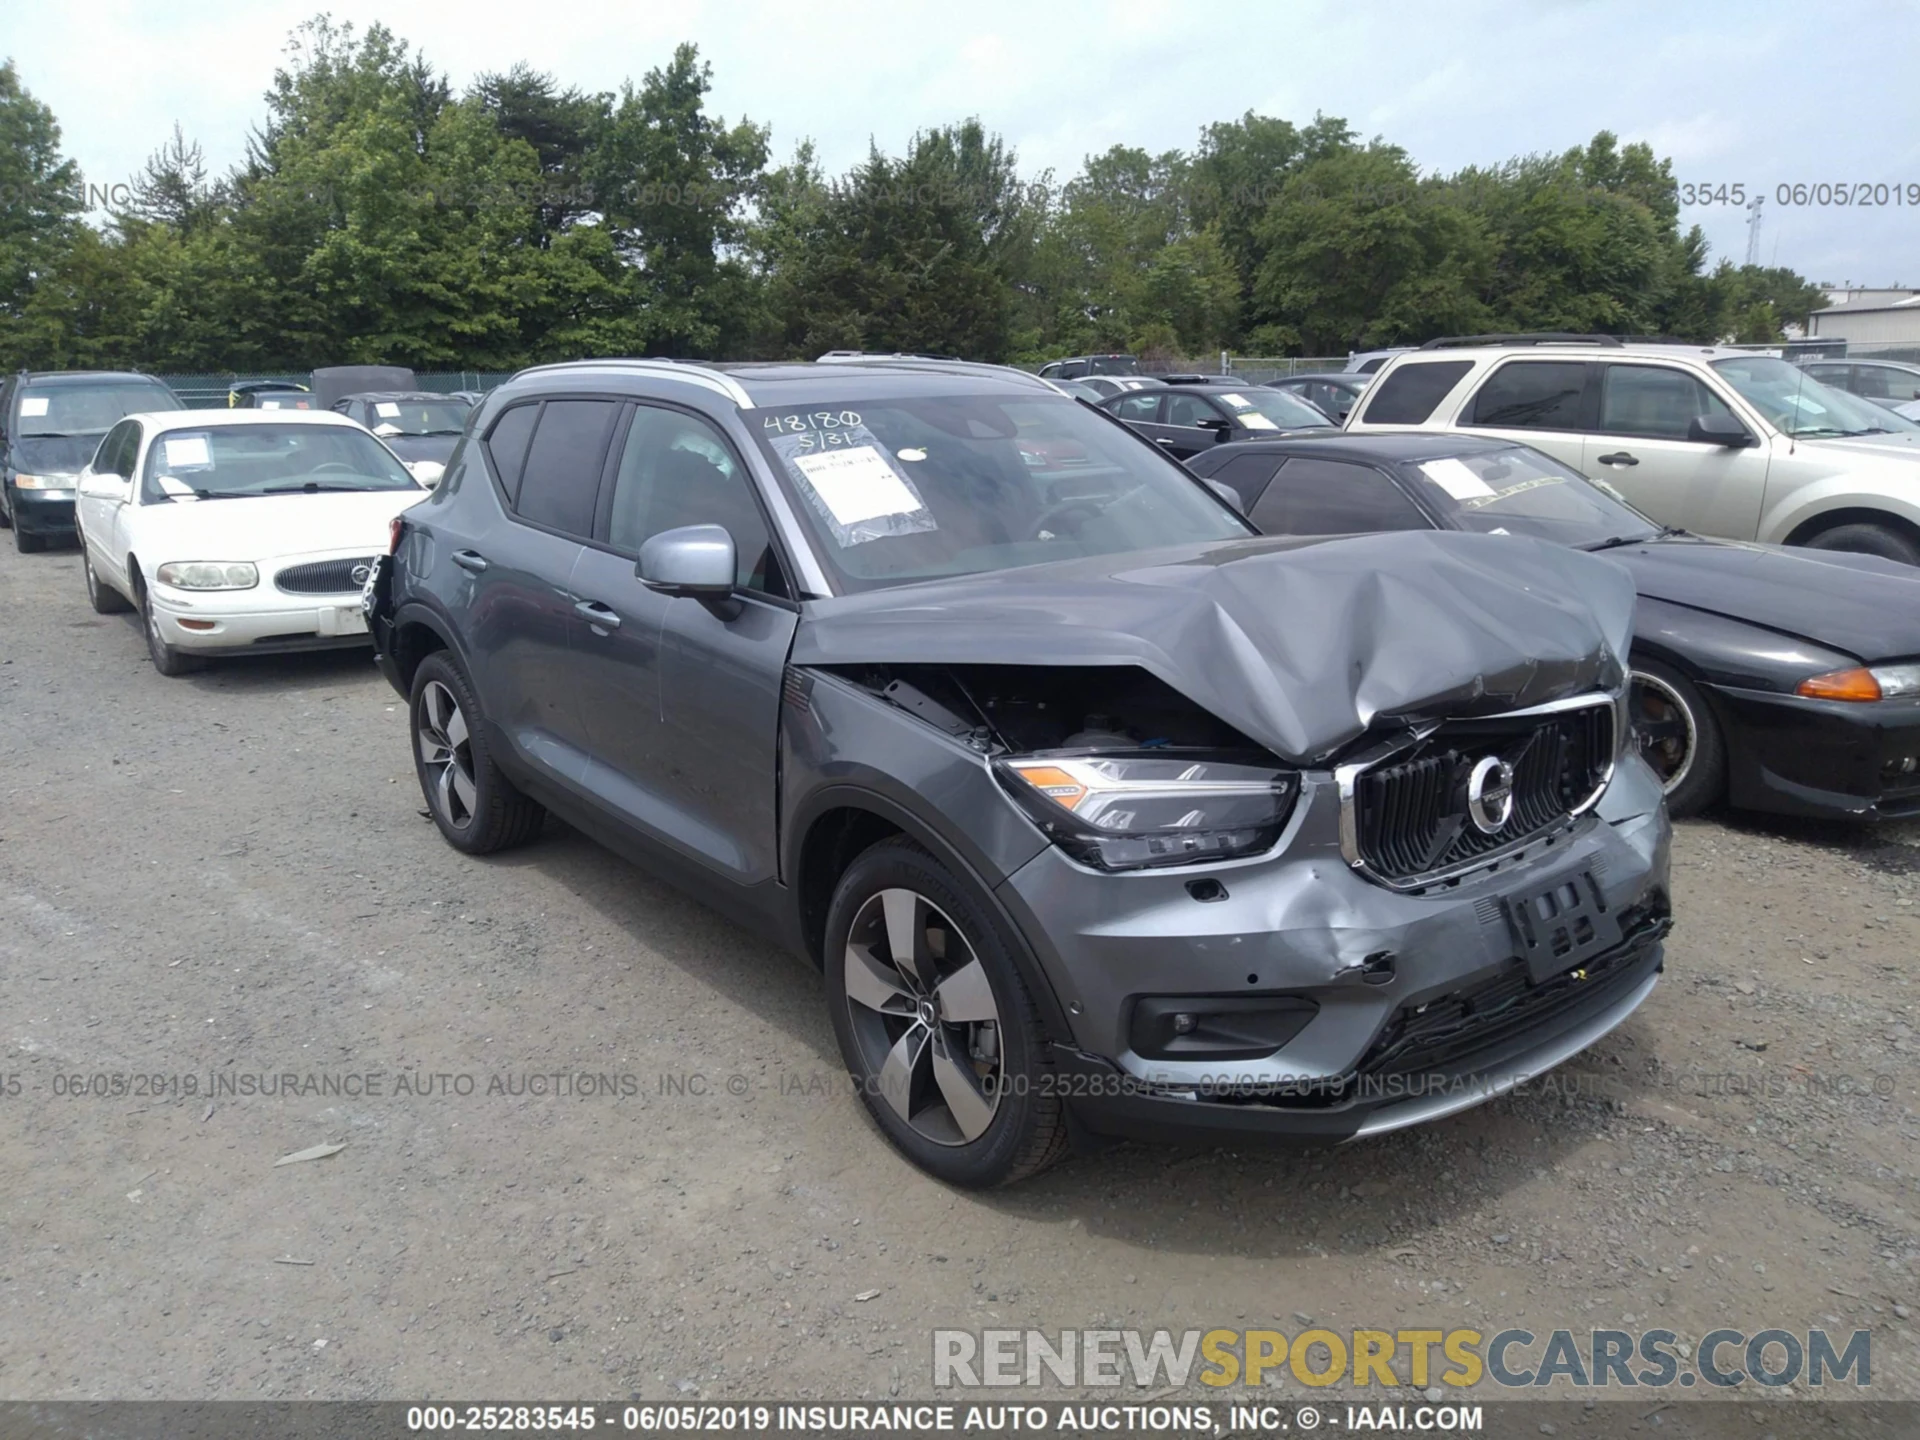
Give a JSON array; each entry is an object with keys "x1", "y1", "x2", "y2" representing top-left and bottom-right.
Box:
[{"x1": 9, "y1": 0, "x2": 1919, "y2": 287}]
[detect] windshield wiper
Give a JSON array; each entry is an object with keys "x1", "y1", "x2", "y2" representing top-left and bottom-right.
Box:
[
  {"x1": 260, "y1": 482, "x2": 380, "y2": 494},
  {"x1": 1581, "y1": 530, "x2": 1664, "y2": 552}
]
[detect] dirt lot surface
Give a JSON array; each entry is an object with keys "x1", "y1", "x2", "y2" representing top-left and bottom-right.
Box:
[{"x1": 4, "y1": 535, "x2": 1919, "y2": 1433}]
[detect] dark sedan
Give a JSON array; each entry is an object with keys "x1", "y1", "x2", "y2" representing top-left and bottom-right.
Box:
[
  {"x1": 331, "y1": 391, "x2": 471, "y2": 485},
  {"x1": 1267, "y1": 372, "x2": 1370, "y2": 424},
  {"x1": 1189, "y1": 432, "x2": 1920, "y2": 821},
  {"x1": 1100, "y1": 379, "x2": 1337, "y2": 459}
]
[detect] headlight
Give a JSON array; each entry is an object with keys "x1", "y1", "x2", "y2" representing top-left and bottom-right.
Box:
[
  {"x1": 997, "y1": 751, "x2": 1298, "y2": 870},
  {"x1": 14, "y1": 473, "x2": 75, "y2": 490},
  {"x1": 156, "y1": 562, "x2": 258, "y2": 590},
  {"x1": 406, "y1": 460, "x2": 444, "y2": 486},
  {"x1": 1797, "y1": 664, "x2": 1920, "y2": 702}
]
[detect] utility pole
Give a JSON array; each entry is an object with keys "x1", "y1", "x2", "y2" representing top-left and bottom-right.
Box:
[{"x1": 1744, "y1": 196, "x2": 1764, "y2": 267}]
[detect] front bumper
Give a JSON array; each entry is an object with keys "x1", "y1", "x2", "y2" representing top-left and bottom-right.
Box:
[
  {"x1": 149, "y1": 587, "x2": 371, "y2": 654},
  {"x1": 10, "y1": 486, "x2": 76, "y2": 536},
  {"x1": 996, "y1": 756, "x2": 1672, "y2": 1144},
  {"x1": 1710, "y1": 684, "x2": 1920, "y2": 820}
]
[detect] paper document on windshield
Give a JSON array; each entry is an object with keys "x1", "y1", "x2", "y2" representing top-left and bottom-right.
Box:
[
  {"x1": 1420, "y1": 458, "x2": 1496, "y2": 499},
  {"x1": 20, "y1": 398, "x2": 48, "y2": 417},
  {"x1": 375, "y1": 402, "x2": 401, "y2": 418},
  {"x1": 791, "y1": 446, "x2": 926, "y2": 527},
  {"x1": 163, "y1": 435, "x2": 213, "y2": 471}
]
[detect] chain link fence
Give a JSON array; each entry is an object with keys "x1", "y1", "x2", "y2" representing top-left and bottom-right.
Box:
[{"x1": 153, "y1": 371, "x2": 516, "y2": 406}]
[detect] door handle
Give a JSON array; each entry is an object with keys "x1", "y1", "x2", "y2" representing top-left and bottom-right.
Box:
[
  {"x1": 1154, "y1": 437, "x2": 1177, "y2": 446},
  {"x1": 451, "y1": 550, "x2": 489, "y2": 573},
  {"x1": 1596, "y1": 451, "x2": 1639, "y2": 467},
  {"x1": 574, "y1": 600, "x2": 622, "y2": 630}
]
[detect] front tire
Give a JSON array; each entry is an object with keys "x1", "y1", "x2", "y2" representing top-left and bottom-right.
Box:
[
  {"x1": 137, "y1": 576, "x2": 204, "y2": 676},
  {"x1": 82, "y1": 540, "x2": 131, "y2": 613},
  {"x1": 825, "y1": 838, "x2": 1067, "y2": 1187},
  {"x1": 1801, "y1": 521, "x2": 1920, "y2": 567},
  {"x1": 409, "y1": 651, "x2": 545, "y2": 855},
  {"x1": 1630, "y1": 659, "x2": 1725, "y2": 817}
]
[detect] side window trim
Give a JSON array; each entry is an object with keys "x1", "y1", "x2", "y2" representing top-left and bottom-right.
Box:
[{"x1": 480, "y1": 399, "x2": 543, "y2": 511}]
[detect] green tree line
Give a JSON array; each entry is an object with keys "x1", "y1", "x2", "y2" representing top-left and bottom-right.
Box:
[{"x1": 0, "y1": 19, "x2": 1824, "y2": 373}]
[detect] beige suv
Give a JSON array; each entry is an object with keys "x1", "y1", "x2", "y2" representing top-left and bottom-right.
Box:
[{"x1": 1345, "y1": 334, "x2": 1920, "y2": 564}]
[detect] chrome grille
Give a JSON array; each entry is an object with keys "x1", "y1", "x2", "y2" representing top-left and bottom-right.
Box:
[
  {"x1": 1345, "y1": 697, "x2": 1616, "y2": 887},
  {"x1": 275, "y1": 557, "x2": 376, "y2": 595}
]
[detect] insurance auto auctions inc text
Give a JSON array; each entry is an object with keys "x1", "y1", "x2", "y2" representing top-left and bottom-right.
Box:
[{"x1": 932, "y1": 1326, "x2": 1870, "y2": 1391}]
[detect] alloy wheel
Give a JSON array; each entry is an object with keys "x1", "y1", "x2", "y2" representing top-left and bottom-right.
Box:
[
  {"x1": 841, "y1": 887, "x2": 1004, "y2": 1146},
  {"x1": 1631, "y1": 671, "x2": 1696, "y2": 793},
  {"x1": 417, "y1": 679, "x2": 478, "y2": 828}
]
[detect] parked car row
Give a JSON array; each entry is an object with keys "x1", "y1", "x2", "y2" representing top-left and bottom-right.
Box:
[
  {"x1": 3, "y1": 370, "x2": 432, "y2": 669},
  {"x1": 27, "y1": 339, "x2": 1915, "y2": 1191}
]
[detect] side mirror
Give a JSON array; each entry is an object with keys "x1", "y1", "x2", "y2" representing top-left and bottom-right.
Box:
[
  {"x1": 1687, "y1": 414, "x2": 1756, "y2": 448},
  {"x1": 1196, "y1": 416, "x2": 1233, "y2": 435},
  {"x1": 638, "y1": 523, "x2": 737, "y2": 602},
  {"x1": 1201, "y1": 478, "x2": 1246, "y2": 515}
]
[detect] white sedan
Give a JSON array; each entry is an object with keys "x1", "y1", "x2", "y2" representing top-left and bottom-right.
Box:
[{"x1": 73, "y1": 410, "x2": 428, "y2": 675}]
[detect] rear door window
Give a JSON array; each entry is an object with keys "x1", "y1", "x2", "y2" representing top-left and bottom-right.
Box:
[
  {"x1": 513, "y1": 400, "x2": 620, "y2": 538},
  {"x1": 1465, "y1": 361, "x2": 1591, "y2": 431},
  {"x1": 1202, "y1": 450, "x2": 1285, "y2": 509},
  {"x1": 1246, "y1": 457, "x2": 1431, "y2": 536},
  {"x1": 1359, "y1": 360, "x2": 1473, "y2": 425},
  {"x1": 483, "y1": 403, "x2": 539, "y2": 505},
  {"x1": 1111, "y1": 393, "x2": 1163, "y2": 422}
]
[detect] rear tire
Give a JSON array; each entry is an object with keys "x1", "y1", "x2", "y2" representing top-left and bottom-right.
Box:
[
  {"x1": 1630, "y1": 658, "x2": 1725, "y2": 817},
  {"x1": 825, "y1": 837, "x2": 1068, "y2": 1188},
  {"x1": 409, "y1": 651, "x2": 545, "y2": 855},
  {"x1": 1800, "y1": 521, "x2": 1920, "y2": 567},
  {"x1": 136, "y1": 576, "x2": 204, "y2": 676}
]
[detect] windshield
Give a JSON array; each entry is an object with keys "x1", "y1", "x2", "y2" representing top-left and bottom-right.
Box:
[
  {"x1": 747, "y1": 394, "x2": 1249, "y2": 592},
  {"x1": 367, "y1": 400, "x2": 470, "y2": 436},
  {"x1": 1396, "y1": 445, "x2": 1657, "y2": 548},
  {"x1": 141, "y1": 423, "x2": 422, "y2": 502},
  {"x1": 1711, "y1": 356, "x2": 1920, "y2": 437},
  {"x1": 1213, "y1": 387, "x2": 1332, "y2": 429},
  {"x1": 16, "y1": 382, "x2": 182, "y2": 438}
]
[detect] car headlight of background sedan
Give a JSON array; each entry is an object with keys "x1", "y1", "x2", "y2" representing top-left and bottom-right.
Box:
[
  {"x1": 13, "y1": 473, "x2": 76, "y2": 490},
  {"x1": 996, "y1": 752, "x2": 1298, "y2": 870},
  {"x1": 156, "y1": 561, "x2": 259, "y2": 590},
  {"x1": 1797, "y1": 664, "x2": 1920, "y2": 702}
]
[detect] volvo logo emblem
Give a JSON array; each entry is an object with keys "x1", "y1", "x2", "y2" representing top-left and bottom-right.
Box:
[
  {"x1": 350, "y1": 563, "x2": 372, "y2": 586},
  {"x1": 1465, "y1": 755, "x2": 1515, "y2": 834}
]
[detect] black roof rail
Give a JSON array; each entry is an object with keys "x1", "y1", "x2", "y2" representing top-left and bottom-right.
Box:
[
  {"x1": 1416, "y1": 333, "x2": 1626, "y2": 350},
  {"x1": 1160, "y1": 373, "x2": 1226, "y2": 384},
  {"x1": 1618, "y1": 335, "x2": 1717, "y2": 347}
]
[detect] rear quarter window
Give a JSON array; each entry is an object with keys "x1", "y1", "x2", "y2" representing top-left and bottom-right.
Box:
[{"x1": 1359, "y1": 360, "x2": 1474, "y2": 425}]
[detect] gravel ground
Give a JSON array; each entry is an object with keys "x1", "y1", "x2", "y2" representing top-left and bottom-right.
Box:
[{"x1": 4, "y1": 534, "x2": 1919, "y2": 1431}]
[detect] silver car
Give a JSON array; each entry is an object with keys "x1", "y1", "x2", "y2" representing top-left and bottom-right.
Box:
[{"x1": 1348, "y1": 336, "x2": 1920, "y2": 564}]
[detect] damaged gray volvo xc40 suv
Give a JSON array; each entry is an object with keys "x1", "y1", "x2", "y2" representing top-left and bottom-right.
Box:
[{"x1": 365, "y1": 356, "x2": 1672, "y2": 1187}]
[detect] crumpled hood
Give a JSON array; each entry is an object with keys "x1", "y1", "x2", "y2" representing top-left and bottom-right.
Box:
[
  {"x1": 1614, "y1": 536, "x2": 1920, "y2": 662},
  {"x1": 134, "y1": 489, "x2": 426, "y2": 562},
  {"x1": 794, "y1": 531, "x2": 1636, "y2": 764}
]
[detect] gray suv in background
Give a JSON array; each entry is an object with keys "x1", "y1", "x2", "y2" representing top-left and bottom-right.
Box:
[{"x1": 366, "y1": 356, "x2": 1672, "y2": 1186}]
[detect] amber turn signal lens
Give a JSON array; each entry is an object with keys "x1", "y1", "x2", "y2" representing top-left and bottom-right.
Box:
[
  {"x1": 1004, "y1": 763, "x2": 1089, "y2": 810},
  {"x1": 1797, "y1": 668, "x2": 1883, "y2": 702}
]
